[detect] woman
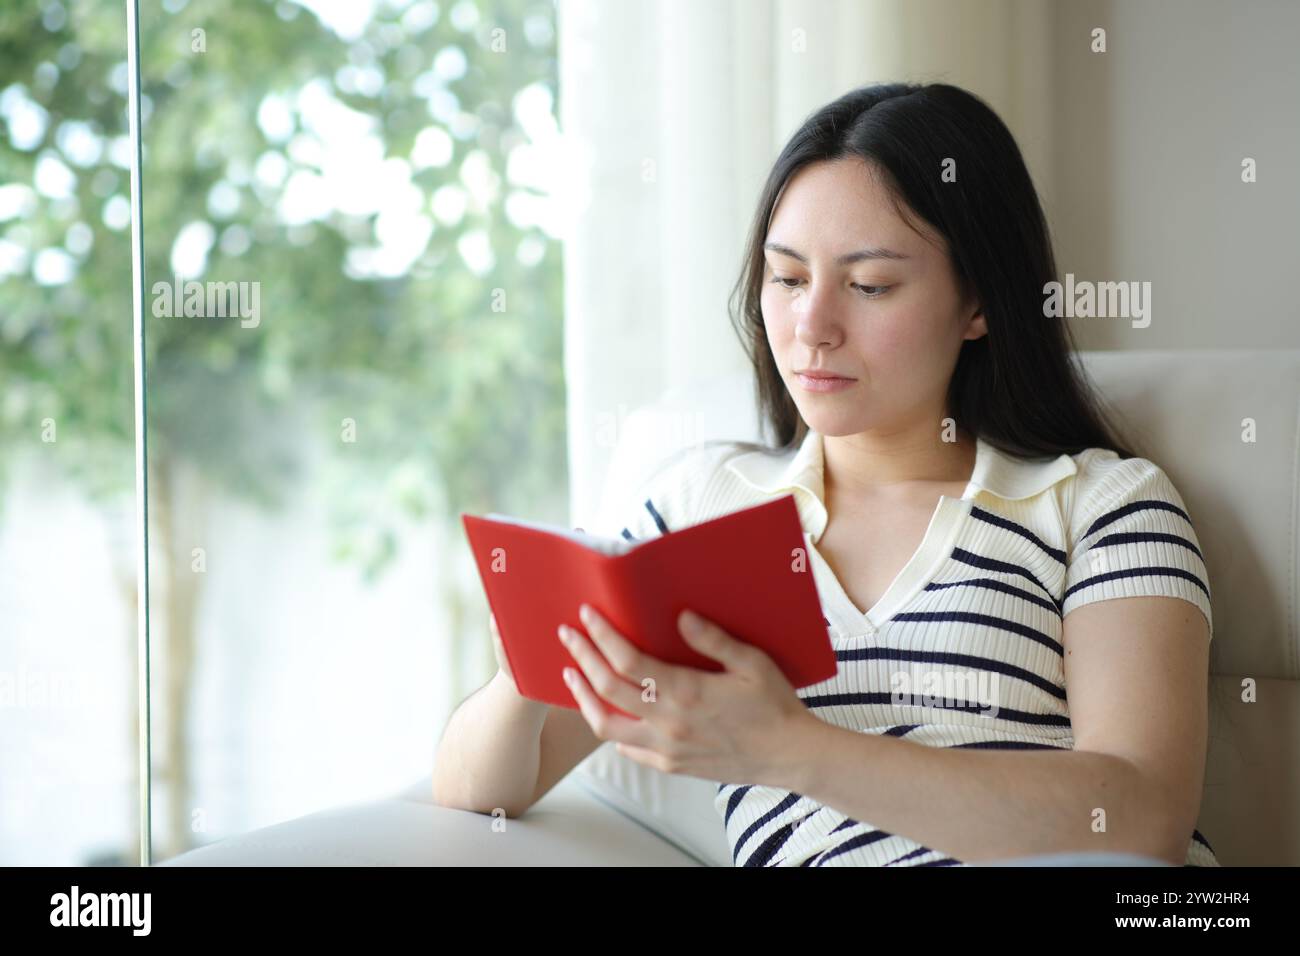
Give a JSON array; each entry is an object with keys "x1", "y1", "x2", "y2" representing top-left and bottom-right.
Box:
[{"x1": 433, "y1": 82, "x2": 1218, "y2": 867}]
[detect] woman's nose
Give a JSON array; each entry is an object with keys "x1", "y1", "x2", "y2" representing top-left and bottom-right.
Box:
[{"x1": 792, "y1": 287, "x2": 843, "y2": 348}]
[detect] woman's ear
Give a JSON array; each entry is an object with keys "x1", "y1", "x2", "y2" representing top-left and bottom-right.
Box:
[
  {"x1": 962, "y1": 295, "x2": 988, "y2": 341},
  {"x1": 956, "y1": 278, "x2": 987, "y2": 341}
]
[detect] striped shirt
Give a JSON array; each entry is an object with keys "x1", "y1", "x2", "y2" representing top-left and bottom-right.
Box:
[{"x1": 601, "y1": 428, "x2": 1219, "y2": 867}]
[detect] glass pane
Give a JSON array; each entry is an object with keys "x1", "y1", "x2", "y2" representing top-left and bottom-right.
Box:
[
  {"x1": 136, "y1": 0, "x2": 564, "y2": 860},
  {"x1": 0, "y1": 3, "x2": 139, "y2": 864}
]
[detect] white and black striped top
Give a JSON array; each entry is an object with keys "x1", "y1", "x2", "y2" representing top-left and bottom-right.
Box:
[{"x1": 600, "y1": 428, "x2": 1219, "y2": 867}]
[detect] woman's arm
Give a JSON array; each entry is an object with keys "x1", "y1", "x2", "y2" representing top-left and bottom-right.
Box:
[
  {"x1": 432, "y1": 670, "x2": 551, "y2": 817},
  {"x1": 772, "y1": 595, "x2": 1211, "y2": 864},
  {"x1": 433, "y1": 671, "x2": 604, "y2": 818},
  {"x1": 434, "y1": 610, "x2": 605, "y2": 816}
]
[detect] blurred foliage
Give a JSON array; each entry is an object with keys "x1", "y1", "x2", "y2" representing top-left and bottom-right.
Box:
[{"x1": 0, "y1": 0, "x2": 567, "y2": 577}]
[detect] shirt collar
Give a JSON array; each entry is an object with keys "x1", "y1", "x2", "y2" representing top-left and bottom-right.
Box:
[{"x1": 724, "y1": 428, "x2": 1077, "y2": 542}]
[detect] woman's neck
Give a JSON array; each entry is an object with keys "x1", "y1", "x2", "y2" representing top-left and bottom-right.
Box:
[{"x1": 822, "y1": 426, "x2": 976, "y2": 500}]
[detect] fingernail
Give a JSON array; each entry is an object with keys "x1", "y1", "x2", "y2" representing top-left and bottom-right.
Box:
[
  {"x1": 578, "y1": 603, "x2": 592, "y2": 625},
  {"x1": 557, "y1": 624, "x2": 571, "y2": 643},
  {"x1": 563, "y1": 667, "x2": 576, "y2": 685}
]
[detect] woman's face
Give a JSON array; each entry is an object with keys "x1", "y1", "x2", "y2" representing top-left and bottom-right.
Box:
[{"x1": 761, "y1": 157, "x2": 987, "y2": 439}]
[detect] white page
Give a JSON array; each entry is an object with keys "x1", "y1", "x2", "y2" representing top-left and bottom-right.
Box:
[{"x1": 481, "y1": 513, "x2": 639, "y2": 557}]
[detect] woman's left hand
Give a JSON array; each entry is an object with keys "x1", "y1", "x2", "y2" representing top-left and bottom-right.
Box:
[{"x1": 557, "y1": 603, "x2": 816, "y2": 787}]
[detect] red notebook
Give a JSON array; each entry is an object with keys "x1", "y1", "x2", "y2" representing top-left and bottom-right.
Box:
[{"x1": 461, "y1": 494, "x2": 837, "y2": 716}]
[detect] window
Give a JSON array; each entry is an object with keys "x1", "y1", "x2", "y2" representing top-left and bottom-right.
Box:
[{"x1": 0, "y1": 0, "x2": 563, "y2": 864}]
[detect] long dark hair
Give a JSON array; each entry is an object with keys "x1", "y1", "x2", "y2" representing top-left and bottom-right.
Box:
[{"x1": 726, "y1": 82, "x2": 1136, "y2": 461}]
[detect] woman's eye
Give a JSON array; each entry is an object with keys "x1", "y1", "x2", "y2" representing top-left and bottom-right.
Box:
[
  {"x1": 768, "y1": 276, "x2": 889, "y2": 298},
  {"x1": 853, "y1": 284, "x2": 890, "y2": 298}
]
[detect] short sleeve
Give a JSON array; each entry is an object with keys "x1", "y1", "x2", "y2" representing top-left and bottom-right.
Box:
[
  {"x1": 1062, "y1": 454, "x2": 1213, "y2": 638},
  {"x1": 590, "y1": 460, "x2": 676, "y2": 544},
  {"x1": 588, "y1": 440, "x2": 742, "y2": 545}
]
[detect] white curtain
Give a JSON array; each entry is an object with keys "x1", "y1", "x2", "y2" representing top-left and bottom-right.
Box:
[{"x1": 559, "y1": 0, "x2": 1056, "y2": 528}]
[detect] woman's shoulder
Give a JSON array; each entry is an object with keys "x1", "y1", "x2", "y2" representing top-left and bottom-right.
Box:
[
  {"x1": 1058, "y1": 445, "x2": 1212, "y2": 633},
  {"x1": 638, "y1": 437, "x2": 765, "y2": 518},
  {"x1": 646, "y1": 437, "x2": 760, "y2": 484},
  {"x1": 594, "y1": 438, "x2": 760, "y2": 540},
  {"x1": 1064, "y1": 445, "x2": 1190, "y2": 521}
]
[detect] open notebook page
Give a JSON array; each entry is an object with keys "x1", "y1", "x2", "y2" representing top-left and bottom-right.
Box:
[{"x1": 481, "y1": 513, "x2": 641, "y2": 557}]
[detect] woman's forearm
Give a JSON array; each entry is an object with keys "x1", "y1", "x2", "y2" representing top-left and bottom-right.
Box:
[
  {"x1": 772, "y1": 716, "x2": 1185, "y2": 864},
  {"x1": 432, "y1": 670, "x2": 551, "y2": 817}
]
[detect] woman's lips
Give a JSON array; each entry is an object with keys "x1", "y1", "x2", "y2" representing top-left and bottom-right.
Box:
[{"x1": 795, "y1": 372, "x2": 857, "y2": 393}]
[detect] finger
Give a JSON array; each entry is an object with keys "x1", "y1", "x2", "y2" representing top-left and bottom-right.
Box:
[
  {"x1": 578, "y1": 603, "x2": 692, "y2": 701},
  {"x1": 558, "y1": 620, "x2": 652, "y2": 719},
  {"x1": 563, "y1": 665, "x2": 656, "y2": 748},
  {"x1": 677, "y1": 609, "x2": 762, "y2": 672}
]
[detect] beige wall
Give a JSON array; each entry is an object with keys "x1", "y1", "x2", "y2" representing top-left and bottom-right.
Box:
[{"x1": 1050, "y1": 0, "x2": 1300, "y2": 349}]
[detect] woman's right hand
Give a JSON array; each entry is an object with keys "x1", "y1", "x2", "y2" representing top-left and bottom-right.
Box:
[{"x1": 489, "y1": 613, "x2": 520, "y2": 695}]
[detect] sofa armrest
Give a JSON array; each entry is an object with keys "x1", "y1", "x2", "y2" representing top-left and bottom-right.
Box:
[{"x1": 159, "y1": 772, "x2": 703, "y2": 866}]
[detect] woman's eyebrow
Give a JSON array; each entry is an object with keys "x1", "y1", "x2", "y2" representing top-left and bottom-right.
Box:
[{"x1": 763, "y1": 241, "x2": 909, "y2": 264}]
